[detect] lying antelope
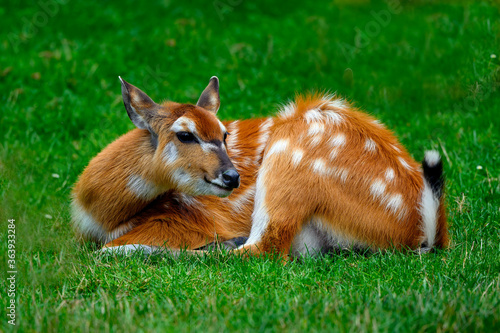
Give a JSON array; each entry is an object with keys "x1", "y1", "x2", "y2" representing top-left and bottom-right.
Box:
[{"x1": 71, "y1": 76, "x2": 449, "y2": 258}]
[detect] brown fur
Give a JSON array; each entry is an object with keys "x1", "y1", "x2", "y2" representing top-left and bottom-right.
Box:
[{"x1": 72, "y1": 85, "x2": 448, "y2": 256}]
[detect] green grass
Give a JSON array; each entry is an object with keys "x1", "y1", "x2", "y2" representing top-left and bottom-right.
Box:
[{"x1": 1, "y1": 0, "x2": 499, "y2": 331}]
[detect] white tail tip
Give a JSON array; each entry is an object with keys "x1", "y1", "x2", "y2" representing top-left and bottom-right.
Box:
[{"x1": 424, "y1": 150, "x2": 441, "y2": 167}]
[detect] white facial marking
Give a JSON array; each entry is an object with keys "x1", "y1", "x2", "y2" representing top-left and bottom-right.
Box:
[
  {"x1": 291, "y1": 149, "x2": 304, "y2": 166},
  {"x1": 398, "y1": 157, "x2": 412, "y2": 170},
  {"x1": 163, "y1": 141, "x2": 178, "y2": 165},
  {"x1": 267, "y1": 139, "x2": 289, "y2": 156},
  {"x1": 370, "y1": 179, "x2": 386, "y2": 198},
  {"x1": 329, "y1": 133, "x2": 346, "y2": 147},
  {"x1": 308, "y1": 122, "x2": 325, "y2": 136},
  {"x1": 385, "y1": 168, "x2": 395, "y2": 182},
  {"x1": 312, "y1": 158, "x2": 327, "y2": 175},
  {"x1": 364, "y1": 138, "x2": 377, "y2": 152},
  {"x1": 171, "y1": 116, "x2": 197, "y2": 134},
  {"x1": 127, "y1": 174, "x2": 161, "y2": 201},
  {"x1": 199, "y1": 141, "x2": 219, "y2": 153},
  {"x1": 171, "y1": 168, "x2": 192, "y2": 188}
]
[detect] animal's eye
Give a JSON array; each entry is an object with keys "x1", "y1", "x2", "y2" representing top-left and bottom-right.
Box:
[
  {"x1": 176, "y1": 132, "x2": 198, "y2": 143},
  {"x1": 223, "y1": 132, "x2": 229, "y2": 142}
]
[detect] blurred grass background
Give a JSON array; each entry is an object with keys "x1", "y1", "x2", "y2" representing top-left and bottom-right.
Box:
[{"x1": 0, "y1": 0, "x2": 499, "y2": 331}]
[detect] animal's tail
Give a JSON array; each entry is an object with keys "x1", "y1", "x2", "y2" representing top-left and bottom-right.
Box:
[{"x1": 419, "y1": 150, "x2": 448, "y2": 251}]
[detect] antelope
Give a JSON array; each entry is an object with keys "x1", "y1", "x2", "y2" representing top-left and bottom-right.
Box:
[{"x1": 71, "y1": 76, "x2": 449, "y2": 258}]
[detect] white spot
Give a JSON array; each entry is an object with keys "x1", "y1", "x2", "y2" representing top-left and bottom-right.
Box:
[
  {"x1": 339, "y1": 168, "x2": 349, "y2": 183},
  {"x1": 419, "y1": 179, "x2": 439, "y2": 247},
  {"x1": 392, "y1": 144, "x2": 401, "y2": 153},
  {"x1": 171, "y1": 116, "x2": 197, "y2": 134},
  {"x1": 162, "y1": 142, "x2": 178, "y2": 165},
  {"x1": 327, "y1": 99, "x2": 346, "y2": 109},
  {"x1": 304, "y1": 108, "x2": 323, "y2": 124},
  {"x1": 370, "y1": 179, "x2": 386, "y2": 198},
  {"x1": 329, "y1": 148, "x2": 339, "y2": 161},
  {"x1": 278, "y1": 102, "x2": 296, "y2": 119},
  {"x1": 267, "y1": 139, "x2": 289, "y2": 156},
  {"x1": 329, "y1": 167, "x2": 349, "y2": 183},
  {"x1": 52, "y1": 173, "x2": 60, "y2": 178},
  {"x1": 364, "y1": 138, "x2": 377, "y2": 152},
  {"x1": 385, "y1": 168, "x2": 395, "y2": 182},
  {"x1": 291, "y1": 149, "x2": 304, "y2": 167},
  {"x1": 218, "y1": 120, "x2": 227, "y2": 134},
  {"x1": 372, "y1": 119, "x2": 385, "y2": 128},
  {"x1": 171, "y1": 168, "x2": 192, "y2": 188},
  {"x1": 308, "y1": 122, "x2": 325, "y2": 136},
  {"x1": 329, "y1": 133, "x2": 346, "y2": 147},
  {"x1": 312, "y1": 158, "x2": 327, "y2": 175},
  {"x1": 324, "y1": 110, "x2": 344, "y2": 124},
  {"x1": 398, "y1": 157, "x2": 412, "y2": 170},
  {"x1": 255, "y1": 118, "x2": 274, "y2": 158},
  {"x1": 424, "y1": 150, "x2": 441, "y2": 167},
  {"x1": 127, "y1": 174, "x2": 162, "y2": 201},
  {"x1": 385, "y1": 193, "x2": 404, "y2": 216},
  {"x1": 309, "y1": 135, "x2": 322, "y2": 147}
]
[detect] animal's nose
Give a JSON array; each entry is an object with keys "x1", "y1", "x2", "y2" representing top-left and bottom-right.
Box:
[{"x1": 222, "y1": 169, "x2": 240, "y2": 189}]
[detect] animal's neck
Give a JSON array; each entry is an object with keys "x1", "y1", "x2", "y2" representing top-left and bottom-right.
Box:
[{"x1": 72, "y1": 129, "x2": 169, "y2": 242}]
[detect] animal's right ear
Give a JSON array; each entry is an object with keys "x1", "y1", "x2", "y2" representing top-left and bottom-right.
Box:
[{"x1": 119, "y1": 76, "x2": 158, "y2": 131}]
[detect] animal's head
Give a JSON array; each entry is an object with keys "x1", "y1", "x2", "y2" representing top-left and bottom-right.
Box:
[{"x1": 119, "y1": 76, "x2": 239, "y2": 197}]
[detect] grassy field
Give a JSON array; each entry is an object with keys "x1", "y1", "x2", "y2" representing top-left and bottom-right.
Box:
[{"x1": 1, "y1": 0, "x2": 499, "y2": 331}]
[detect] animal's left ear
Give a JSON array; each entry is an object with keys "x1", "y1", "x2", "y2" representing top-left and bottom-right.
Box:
[{"x1": 196, "y1": 76, "x2": 220, "y2": 115}]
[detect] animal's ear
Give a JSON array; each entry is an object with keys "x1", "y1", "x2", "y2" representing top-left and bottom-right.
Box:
[
  {"x1": 196, "y1": 76, "x2": 220, "y2": 115},
  {"x1": 119, "y1": 76, "x2": 158, "y2": 131}
]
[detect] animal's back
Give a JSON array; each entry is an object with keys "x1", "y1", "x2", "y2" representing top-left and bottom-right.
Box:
[{"x1": 243, "y1": 93, "x2": 448, "y2": 254}]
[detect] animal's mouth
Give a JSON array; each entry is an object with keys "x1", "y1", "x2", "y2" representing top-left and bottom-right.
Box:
[{"x1": 204, "y1": 177, "x2": 232, "y2": 191}]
